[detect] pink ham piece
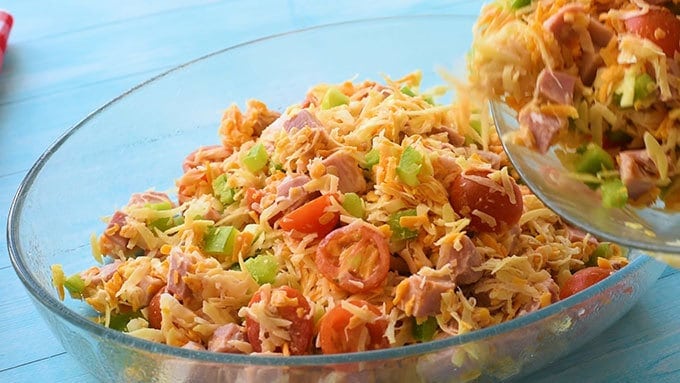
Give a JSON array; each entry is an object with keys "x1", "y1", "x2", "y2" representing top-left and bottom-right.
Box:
[
  {"x1": 166, "y1": 248, "x2": 192, "y2": 301},
  {"x1": 208, "y1": 323, "x2": 247, "y2": 353},
  {"x1": 277, "y1": 174, "x2": 310, "y2": 198},
  {"x1": 322, "y1": 151, "x2": 367, "y2": 194},
  {"x1": 283, "y1": 109, "x2": 323, "y2": 131},
  {"x1": 128, "y1": 191, "x2": 174, "y2": 207},
  {"x1": 276, "y1": 174, "x2": 313, "y2": 211},
  {"x1": 182, "y1": 341, "x2": 206, "y2": 351},
  {"x1": 536, "y1": 69, "x2": 577, "y2": 105},
  {"x1": 394, "y1": 274, "x2": 456, "y2": 317},
  {"x1": 519, "y1": 108, "x2": 565, "y2": 154},
  {"x1": 565, "y1": 225, "x2": 598, "y2": 246},
  {"x1": 618, "y1": 150, "x2": 660, "y2": 200},
  {"x1": 99, "y1": 211, "x2": 132, "y2": 256},
  {"x1": 436, "y1": 235, "x2": 484, "y2": 285},
  {"x1": 543, "y1": 4, "x2": 614, "y2": 86}
]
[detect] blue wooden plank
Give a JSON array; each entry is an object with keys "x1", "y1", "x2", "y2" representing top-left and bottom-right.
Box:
[
  {"x1": 0, "y1": 269, "x2": 67, "y2": 370},
  {"x1": 1, "y1": 0, "x2": 224, "y2": 43},
  {"x1": 1, "y1": 353, "x2": 96, "y2": 383}
]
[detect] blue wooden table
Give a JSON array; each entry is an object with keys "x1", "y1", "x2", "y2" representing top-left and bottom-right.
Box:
[{"x1": 1, "y1": 1, "x2": 678, "y2": 382}]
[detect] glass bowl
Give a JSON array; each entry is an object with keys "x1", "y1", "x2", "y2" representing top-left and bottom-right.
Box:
[{"x1": 7, "y1": 15, "x2": 666, "y2": 383}]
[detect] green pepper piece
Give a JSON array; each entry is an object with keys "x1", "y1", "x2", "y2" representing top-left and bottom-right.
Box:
[
  {"x1": 146, "y1": 201, "x2": 173, "y2": 210},
  {"x1": 510, "y1": 0, "x2": 531, "y2": 9},
  {"x1": 397, "y1": 146, "x2": 423, "y2": 186},
  {"x1": 342, "y1": 192, "x2": 365, "y2": 218},
  {"x1": 109, "y1": 311, "x2": 141, "y2": 332},
  {"x1": 634, "y1": 73, "x2": 655, "y2": 101},
  {"x1": 244, "y1": 253, "x2": 278, "y2": 285},
  {"x1": 321, "y1": 87, "x2": 350, "y2": 110},
  {"x1": 575, "y1": 143, "x2": 614, "y2": 175},
  {"x1": 204, "y1": 226, "x2": 239, "y2": 259},
  {"x1": 413, "y1": 317, "x2": 438, "y2": 341},
  {"x1": 400, "y1": 86, "x2": 417, "y2": 97},
  {"x1": 364, "y1": 148, "x2": 380, "y2": 170},
  {"x1": 63, "y1": 273, "x2": 85, "y2": 295},
  {"x1": 601, "y1": 178, "x2": 628, "y2": 208},
  {"x1": 243, "y1": 142, "x2": 268, "y2": 173},
  {"x1": 587, "y1": 242, "x2": 613, "y2": 267},
  {"x1": 389, "y1": 209, "x2": 418, "y2": 240},
  {"x1": 149, "y1": 215, "x2": 183, "y2": 232},
  {"x1": 212, "y1": 174, "x2": 236, "y2": 205}
]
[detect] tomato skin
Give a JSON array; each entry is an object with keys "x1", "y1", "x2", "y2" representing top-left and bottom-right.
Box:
[
  {"x1": 316, "y1": 222, "x2": 391, "y2": 293},
  {"x1": 559, "y1": 267, "x2": 613, "y2": 300},
  {"x1": 147, "y1": 289, "x2": 165, "y2": 329},
  {"x1": 319, "y1": 300, "x2": 389, "y2": 354},
  {"x1": 625, "y1": 8, "x2": 680, "y2": 57},
  {"x1": 245, "y1": 286, "x2": 314, "y2": 355},
  {"x1": 279, "y1": 194, "x2": 340, "y2": 238},
  {"x1": 449, "y1": 169, "x2": 523, "y2": 233}
]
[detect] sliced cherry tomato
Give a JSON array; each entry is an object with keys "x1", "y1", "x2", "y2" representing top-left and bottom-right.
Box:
[
  {"x1": 449, "y1": 169, "x2": 523, "y2": 233},
  {"x1": 625, "y1": 8, "x2": 680, "y2": 57},
  {"x1": 559, "y1": 267, "x2": 613, "y2": 300},
  {"x1": 147, "y1": 288, "x2": 165, "y2": 329},
  {"x1": 316, "y1": 222, "x2": 391, "y2": 293},
  {"x1": 245, "y1": 286, "x2": 313, "y2": 355},
  {"x1": 279, "y1": 194, "x2": 340, "y2": 238},
  {"x1": 319, "y1": 300, "x2": 389, "y2": 354}
]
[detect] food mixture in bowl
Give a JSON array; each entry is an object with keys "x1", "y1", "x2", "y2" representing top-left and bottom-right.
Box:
[
  {"x1": 470, "y1": 0, "x2": 680, "y2": 209},
  {"x1": 51, "y1": 71, "x2": 628, "y2": 355}
]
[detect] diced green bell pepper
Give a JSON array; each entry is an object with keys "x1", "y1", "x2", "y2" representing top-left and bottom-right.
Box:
[
  {"x1": 389, "y1": 209, "x2": 418, "y2": 240},
  {"x1": 364, "y1": 148, "x2": 380, "y2": 170},
  {"x1": 244, "y1": 253, "x2": 278, "y2": 285},
  {"x1": 413, "y1": 316, "x2": 438, "y2": 341},
  {"x1": 243, "y1": 142, "x2": 268, "y2": 173},
  {"x1": 397, "y1": 146, "x2": 423, "y2": 186},
  {"x1": 601, "y1": 178, "x2": 628, "y2": 208},
  {"x1": 204, "y1": 226, "x2": 239, "y2": 259},
  {"x1": 321, "y1": 87, "x2": 350, "y2": 110},
  {"x1": 575, "y1": 143, "x2": 614, "y2": 175},
  {"x1": 342, "y1": 192, "x2": 365, "y2": 218},
  {"x1": 587, "y1": 242, "x2": 613, "y2": 267},
  {"x1": 63, "y1": 274, "x2": 85, "y2": 295}
]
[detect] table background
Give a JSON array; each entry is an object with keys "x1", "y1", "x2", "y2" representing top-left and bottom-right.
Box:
[{"x1": 0, "y1": 1, "x2": 678, "y2": 382}]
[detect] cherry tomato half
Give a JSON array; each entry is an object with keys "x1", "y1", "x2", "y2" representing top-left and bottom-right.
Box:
[
  {"x1": 279, "y1": 194, "x2": 340, "y2": 238},
  {"x1": 245, "y1": 286, "x2": 313, "y2": 355},
  {"x1": 625, "y1": 8, "x2": 680, "y2": 57},
  {"x1": 316, "y1": 222, "x2": 391, "y2": 293},
  {"x1": 319, "y1": 300, "x2": 389, "y2": 354},
  {"x1": 559, "y1": 267, "x2": 613, "y2": 300},
  {"x1": 449, "y1": 169, "x2": 523, "y2": 233}
]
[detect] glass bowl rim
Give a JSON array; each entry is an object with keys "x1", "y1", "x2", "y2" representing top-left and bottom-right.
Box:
[{"x1": 7, "y1": 14, "x2": 655, "y2": 366}]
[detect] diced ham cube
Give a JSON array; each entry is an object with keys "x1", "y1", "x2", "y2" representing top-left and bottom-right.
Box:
[
  {"x1": 536, "y1": 69, "x2": 577, "y2": 105},
  {"x1": 394, "y1": 274, "x2": 456, "y2": 317},
  {"x1": 618, "y1": 150, "x2": 659, "y2": 200},
  {"x1": 208, "y1": 323, "x2": 247, "y2": 353},
  {"x1": 322, "y1": 151, "x2": 367, "y2": 194},
  {"x1": 436, "y1": 235, "x2": 483, "y2": 285},
  {"x1": 518, "y1": 108, "x2": 565, "y2": 154}
]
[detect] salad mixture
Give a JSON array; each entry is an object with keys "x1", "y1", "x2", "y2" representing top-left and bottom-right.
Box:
[
  {"x1": 470, "y1": 0, "x2": 680, "y2": 209},
  {"x1": 52, "y1": 72, "x2": 627, "y2": 355}
]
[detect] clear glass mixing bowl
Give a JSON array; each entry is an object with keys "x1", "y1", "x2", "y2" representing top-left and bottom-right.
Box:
[{"x1": 7, "y1": 15, "x2": 666, "y2": 383}]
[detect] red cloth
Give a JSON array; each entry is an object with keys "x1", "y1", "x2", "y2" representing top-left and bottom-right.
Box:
[{"x1": 0, "y1": 10, "x2": 13, "y2": 72}]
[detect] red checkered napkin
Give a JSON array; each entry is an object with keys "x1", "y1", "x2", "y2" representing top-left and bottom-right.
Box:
[{"x1": 0, "y1": 10, "x2": 13, "y2": 72}]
